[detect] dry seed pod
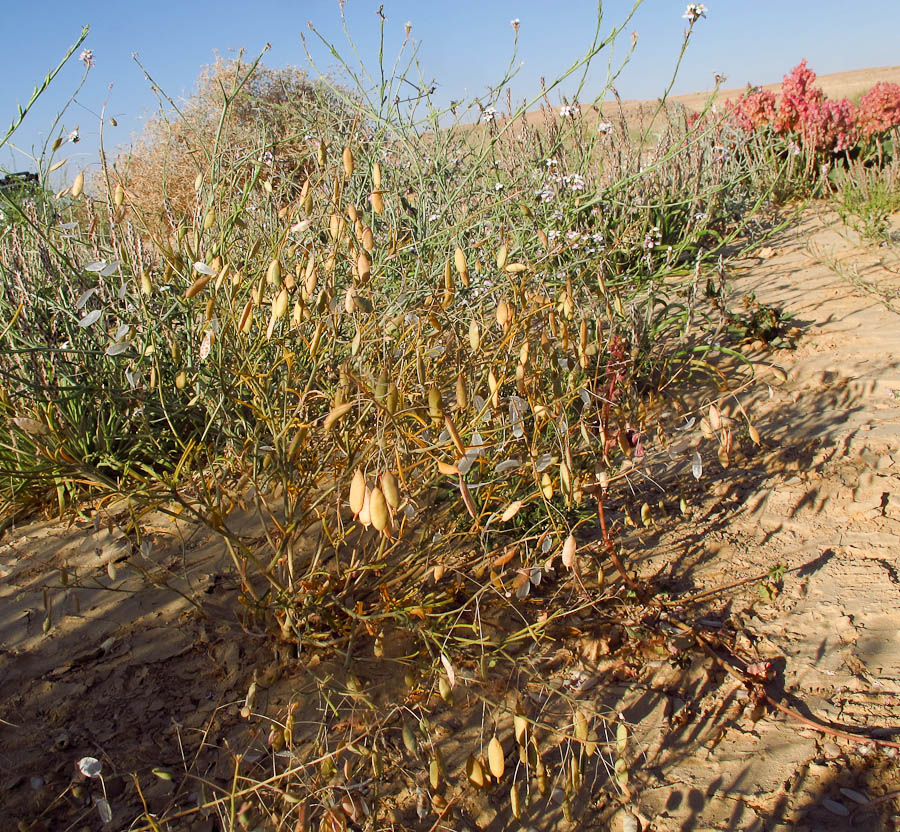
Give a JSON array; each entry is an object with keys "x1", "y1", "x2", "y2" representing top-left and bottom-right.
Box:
[
  {"x1": 488, "y1": 370, "x2": 499, "y2": 408},
  {"x1": 505, "y1": 263, "x2": 527, "y2": 274},
  {"x1": 454, "y1": 246, "x2": 469, "y2": 287},
  {"x1": 362, "y1": 226, "x2": 374, "y2": 252},
  {"x1": 358, "y1": 487, "x2": 372, "y2": 528},
  {"x1": 468, "y1": 319, "x2": 480, "y2": 351},
  {"x1": 514, "y1": 713, "x2": 528, "y2": 745},
  {"x1": 266, "y1": 258, "x2": 282, "y2": 287},
  {"x1": 317, "y1": 141, "x2": 327, "y2": 166},
  {"x1": 439, "y1": 675, "x2": 452, "y2": 702},
  {"x1": 370, "y1": 190, "x2": 384, "y2": 214},
  {"x1": 342, "y1": 145, "x2": 354, "y2": 176},
  {"x1": 496, "y1": 242, "x2": 508, "y2": 270},
  {"x1": 748, "y1": 423, "x2": 761, "y2": 445},
  {"x1": 381, "y1": 471, "x2": 400, "y2": 509},
  {"x1": 455, "y1": 373, "x2": 468, "y2": 411},
  {"x1": 466, "y1": 755, "x2": 485, "y2": 788},
  {"x1": 193, "y1": 172, "x2": 203, "y2": 191},
  {"x1": 272, "y1": 287, "x2": 289, "y2": 320},
  {"x1": 510, "y1": 784, "x2": 522, "y2": 818},
  {"x1": 708, "y1": 403, "x2": 722, "y2": 431},
  {"x1": 561, "y1": 534, "x2": 576, "y2": 569},
  {"x1": 175, "y1": 370, "x2": 187, "y2": 391},
  {"x1": 357, "y1": 251, "x2": 371, "y2": 283},
  {"x1": 433, "y1": 563, "x2": 446, "y2": 582},
  {"x1": 369, "y1": 487, "x2": 390, "y2": 533},
  {"x1": 574, "y1": 710, "x2": 588, "y2": 742},
  {"x1": 371, "y1": 161, "x2": 382, "y2": 189},
  {"x1": 349, "y1": 469, "x2": 366, "y2": 516},
  {"x1": 113, "y1": 183, "x2": 125, "y2": 208},
  {"x1": 185, "y1": 274, "x2": 211, "y2": 299},
  {"x1": 324, "y1": 402, "x2": 353, "y2": 431},
  {"x1": 496, "y1": 300, "x2": 510, "y2": 329},
  {"x1": 428, "y1": 385, "x2": 443, "y2": 423},
  {"x1": 238, "y1": 300, "x2": 253, "y2": 333},
  {"x1": 640, "y1": 502, "x2": 652, "y2": 527},
  {"x1": 203, "y1": 209, "x2": 216, "y2": 230},
  {"x1": 71, "y1": 171, "x2": 84, "y2": 199},
  {"x1": 488, "y1": 736, "x2": 505, "y2": 779}
]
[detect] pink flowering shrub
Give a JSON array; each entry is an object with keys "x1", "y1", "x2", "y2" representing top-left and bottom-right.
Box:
[
  {"x1": 726, "y1": 61, "x2": 898, "y2": 160},
  {"x1": 727, "y1": 87, "x2": 777, "y2": 131},
  {"x1": 857, "y1": 81, "x2": 900, "y2": 138}
]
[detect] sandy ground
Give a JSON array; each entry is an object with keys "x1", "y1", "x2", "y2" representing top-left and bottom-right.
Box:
[{"x1": 2, "y1": 66, "x2": 900, "y2": 832}]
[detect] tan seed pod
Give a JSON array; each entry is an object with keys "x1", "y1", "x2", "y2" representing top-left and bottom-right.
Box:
[
  {"x1": 496, "y1": 300, "x2": 509, "y2": 329},
  {"x1": 139, "y1": 270, "x2": 152, "y2": 296},
  {"x1": 433, "y1": 563, "x2": 446, "y2": 582},
  {"x1": 748, "y1": 423, "x2": 761, "y2": 445},
  {"x1": 561, "y1": 533, "x2": 576, "y2": 569},
  {"x1": 369, "y1": 487, "x2": 390, "y2": 532},
  {"x1": 514, "y1": 713, "x2": 528, "y2": 745},
  {"x1": 574, "y1": 710, "x2": 588, "y2": 742},
  {"x1": 71, "y1": 171, "x2": 84, "y2": 199},
  {"x1": 439, "y1": 675, "x2": 452, "y2": 703},
  {"x1": 466, "y1": 755, "x2": 485, "y2": 788},
  {"x1": 372, "y1": 161, "x2": 382, "y2": 189},
  {"x1": 349, "y1": 469, "x2": 366, "y2": 516},
  {"x1": 468, "y1": 318, "x2": 480, "y2": 351},
  {"x1": 357, "y1": 251, "x2": 371, "y2": 283},
  {"x1": 272, "y1": 287, "x2": 289, "y2": 320},
  {"x1": 323, "y1": 402, "x2": 353, "y2": 431},
  {"x1": 640, "y1": 501, "x2": 652, "y2": 527},
  {"x1": 437, "y1": 460, "x2": 459, "y2": 476},
  {"x1": 505, "y1": 262, "x2": 527, "y2": 274},
  {"x1": 238, "y1": 299, "x2": 253, "y2": 333},
  {"x1": 342, "y1": 146, "x2": 354, "y2": 176},
  {"x1": 487, "y1": 736, "x2": 505, "y2": 779},
  {"x1": 501, "y1": 500, "x2": 523, "y2": 522},
  {"x1": 362, "y1": 226, "x2": 374, "y2": 252},
  {"x1": 428, "y1": 385, "x2": 443, "y2": 422},
  {"x1": 203, "y1": 209, "x2": 215, "y2": 230},
  {"x1": 455, "y1": 373, "x2": 468, "y2": 411},
  {"x1": 113, "y1": 183, "x2": 125, "y2": 208},
  {"x1": 370, "y1": 191, "x2": 384, "y2": 214},
  {"x1": 185, "y1": 274, "x2": 211, "y2": 299},
  {"x1": 708, "y1": 403, "x2": 722, "y2": 431},
  {"x1": 193, "y1": 172, "x2": 203, "y2": 191},
  {"x1": 317, "y1": 141, "x2": 327, "y2": 166},
  {"x1": 700, "y1": 417, "x2": 714, "y2": 440},
  {"x1": 454, "y1": 246, "x2": 469, "y2": 287},
  {"x1": 358, "y1": 487, "x2": 372, "y2": 528},
  {"x1": 381, "y1": 471, "x2": 400, "y2": 509},
  {"x1": 510, "y1": 784, "x2": 521, "y2": 818},
  {"x1": 175, "y1": 370, "x2": 187, "y2": 391},
  {"x1": 266, "y1": 258, "x2": 282, "y2": 287},
  {"x1": 496, "y1": 242, "x2": 508, "y2": 270}
]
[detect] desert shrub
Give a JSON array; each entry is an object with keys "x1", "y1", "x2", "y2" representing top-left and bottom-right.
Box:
[{"x1": 0, "y1": 9, "x2": 788, "y2": 828}]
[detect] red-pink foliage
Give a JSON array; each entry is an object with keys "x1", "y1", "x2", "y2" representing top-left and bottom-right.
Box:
[
  {"x1": 723, "y1": 61, "x2": 900, "y2": 154},
  {"x1": 727, "y1": 87, "x2": 777, "y2": 131},
  {"x1": 857, "y1": 81, "x2": 900, "y2": 138},
  {"x1": 773, "y1": 60, "x2": 823, "y2": 134}
]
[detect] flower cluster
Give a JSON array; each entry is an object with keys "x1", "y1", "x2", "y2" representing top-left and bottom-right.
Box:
[
  {"x1": 683, "y1": 4, "x2": 707, "y2": 23},
  {"x1": 726, "y1": 61, "x2": 898, "y2": 156},
  {"x1": 857, "y1": 81, "x2": 900, "y2": 138}
]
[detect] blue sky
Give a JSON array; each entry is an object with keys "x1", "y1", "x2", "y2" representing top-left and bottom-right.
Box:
[{"x1": 1, "y1": 1, "x2": 897, "y2": 173}]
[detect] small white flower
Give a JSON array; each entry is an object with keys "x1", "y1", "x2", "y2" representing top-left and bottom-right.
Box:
[
  {"x1": 560, "y1": 104, "x2": 581, "y2": 118},
  {"x1": 79, "y1": 49, "x2": 95, "y2": 69},
  {"x1": 494, "y1": 182, "x2": 504, "y2": 191},
  {"x1": 683, "y1": 4, "x2": 707, "y2": 23},
  {"x1": 67, "y1": 126, "x2": 80, "y2": 144},
  {"x1": 482, "y1": 107, "x2": 496, "y2": 123},
  {"x1": 510, "y1": 18, "x2": 520, "y2": 30},
  {"x1": 596, "y1": 121, "x2": 614, "y2": 135}
]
